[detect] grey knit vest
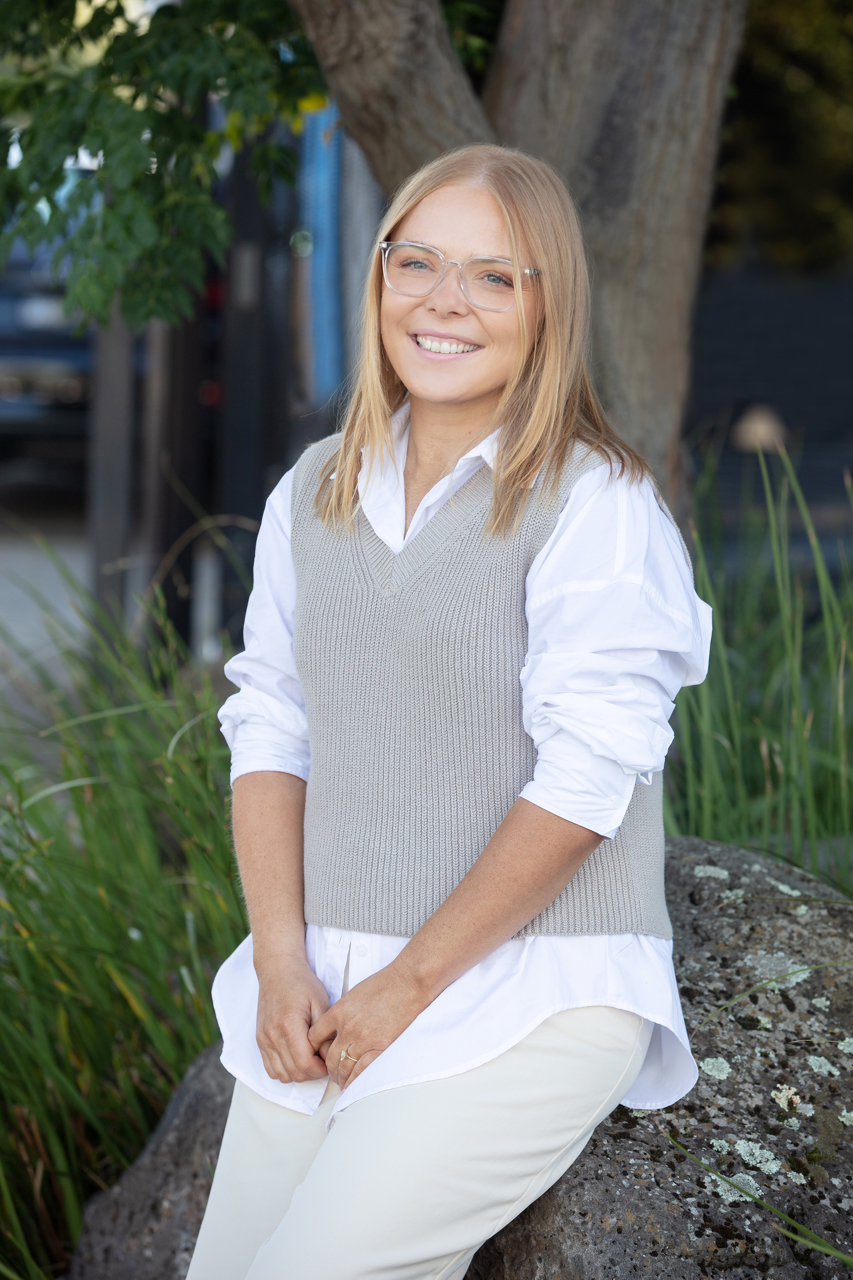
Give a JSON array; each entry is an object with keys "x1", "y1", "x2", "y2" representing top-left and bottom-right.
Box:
[{"x1": 291, "y1": 434, "x2": 673, "y2": 941}]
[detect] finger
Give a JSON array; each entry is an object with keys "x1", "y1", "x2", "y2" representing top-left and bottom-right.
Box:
[
  {"x1": 257, "y1": 1020, "x2": 302, "y2": 1081},
  {"x1": 259, "y1": 1022, "x2": 327, "y2": 1083},
  {"x1": 259, "y1": 1039, "x2": 294, "y2": 1083},
  {"x1": 308, "y1": 1010, "x2": 337, "y2": 1053},
  {"x1": 289, "y1": 1037, "x2": 329, "y2": 1080},
  {"x1": 342, "y1": 1048, "x2": 380, "y2": 1090},
  {"x1": 328, "y1": 1040, "x2": 349, "y2": 1089},
  {"x1": 337, "y1": 1044, "x2": 360, "y2": 1089}
]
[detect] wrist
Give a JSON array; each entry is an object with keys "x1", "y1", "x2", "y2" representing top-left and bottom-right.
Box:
[
  {"x1": 388, "y1": 949, "x2": 444, "y2": 1011},
  {"x1": 251, "y1": 925, "x2": 308, "y2": 973}
]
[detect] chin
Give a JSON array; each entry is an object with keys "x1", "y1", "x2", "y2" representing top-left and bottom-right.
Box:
[{"x1": 410, "y1": 378, "x2": 473, "y2": 403}]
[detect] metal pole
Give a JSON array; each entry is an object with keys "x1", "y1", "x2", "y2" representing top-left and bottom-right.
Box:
[
  {"x1": 139, "y1": 319, "x2": 171, "y2": 587},
  {"x1": 89, "y1": 299, "x2": 134, "y2": 622}
]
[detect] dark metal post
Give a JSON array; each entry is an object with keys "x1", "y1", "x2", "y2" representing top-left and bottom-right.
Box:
[
  {"x1": 138, "y1": 318, "x2": 171, "y2": 589},
  {"x1": 89, "y1": 300, "x2": 134, "y2": 621},
  {"x1": 219, "y1": 149, "x2": 267, "y2": 642}
]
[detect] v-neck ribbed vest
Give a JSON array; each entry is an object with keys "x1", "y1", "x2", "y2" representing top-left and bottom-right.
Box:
[{"x1": 291, "y1": 435, "x2": 673, "y2": 941}]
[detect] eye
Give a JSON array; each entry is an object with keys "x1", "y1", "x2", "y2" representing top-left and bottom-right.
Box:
[
  {"x1": 472, "y1": 268, "x2": 514, "y2": 290},
  {"x1": 390, "y1": 251, "x2": 439, "y2": 274},
  {"x1": 484, "y1": 271, "x2": 513, "y2": 288},
  {"x1": 400, "y1": 257, "x2": 433, "y2": 272}
]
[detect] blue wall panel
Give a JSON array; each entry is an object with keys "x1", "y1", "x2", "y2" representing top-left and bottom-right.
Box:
[{"x1": 299, "y1": 105, "x2": 343, "y2": 403}]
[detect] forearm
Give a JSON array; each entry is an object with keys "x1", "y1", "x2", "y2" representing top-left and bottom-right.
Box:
[
  {"x1": 231, "y1": 770, "x2": 308, "y2": 966},
  {"x1": 393, "y1": 798, "x2": 602, "y2": 1004}
]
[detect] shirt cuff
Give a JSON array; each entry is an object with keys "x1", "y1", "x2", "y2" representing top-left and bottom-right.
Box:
[
  {"x1": 520, "y1": 729, "x2": 641, "y2": 838},
  {"x1": 225, "y1": 718, "x2": 310, "y2": 787}
]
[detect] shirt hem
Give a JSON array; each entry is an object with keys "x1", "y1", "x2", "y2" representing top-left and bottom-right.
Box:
[
  {"x1": 216, "y1": 1000, "x2": 696, "y2": 1130},
  {"x1": 326, "y1": 999, "x2": 695, "y2": 1128}
]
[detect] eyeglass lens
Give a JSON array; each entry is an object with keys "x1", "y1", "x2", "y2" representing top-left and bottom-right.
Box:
[{"x1": 384, "y1": 244, "x2": 526, "y2": 310}]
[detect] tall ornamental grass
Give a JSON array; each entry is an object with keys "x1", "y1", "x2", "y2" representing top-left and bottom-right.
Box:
[
  {"x1": 0, "y1": 448, "x2": 850, "y2": 1274},
  {"x1": 667, "y1": 445, "x2": 853, "y2": 893},
  {"x1": 0, "y1": 591, "x2": 244, "y2": 1278}
]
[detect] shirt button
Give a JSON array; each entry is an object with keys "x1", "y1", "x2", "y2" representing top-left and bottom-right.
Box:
[{"x1": 356, "y1": 943, "x2": 368, "y2": 957}]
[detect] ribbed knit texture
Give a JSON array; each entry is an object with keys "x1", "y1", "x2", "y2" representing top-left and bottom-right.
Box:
[{"x1": 291, "y1": 436, "x2": 673, "y2": 941}]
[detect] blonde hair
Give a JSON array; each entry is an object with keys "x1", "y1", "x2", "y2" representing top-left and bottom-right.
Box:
[{"x1": 316, "y1": 144, "x2": 650, "y2": 534}]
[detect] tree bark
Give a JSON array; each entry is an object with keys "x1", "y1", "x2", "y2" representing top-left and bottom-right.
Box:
[
  {"x1": 290, "y1": 0, "x2": 494, "y2": 196},
  {"x1": 293, "y1": 0, "x2": 748, "y2": 496},
  {"x1": 483, "y1": 0, "x2": 748, "y2": 491}
]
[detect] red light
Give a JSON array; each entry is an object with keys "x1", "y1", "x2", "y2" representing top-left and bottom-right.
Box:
[{"x1": 198, "y1": 380, "x2": 223, "y2": 408}]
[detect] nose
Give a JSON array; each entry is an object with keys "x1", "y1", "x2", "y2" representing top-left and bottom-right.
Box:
[{"x1": 427, "y1": 264, "x2": 469, "y2": 315}]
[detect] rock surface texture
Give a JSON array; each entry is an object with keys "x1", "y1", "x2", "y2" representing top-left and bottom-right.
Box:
[
  {"x1": 468, "y1": 838, "x2": 853, "y2": 1279},
  {"x1": 68, "y1": 1043, "x2": 233, "y2": 1280},
  {"x1": 70, "y1": 839, "x2": 852, "y2": 1279}
]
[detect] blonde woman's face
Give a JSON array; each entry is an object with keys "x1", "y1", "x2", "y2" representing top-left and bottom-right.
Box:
[{"x1": 380, "y1": 185, "x2": 538, "y2": 415}]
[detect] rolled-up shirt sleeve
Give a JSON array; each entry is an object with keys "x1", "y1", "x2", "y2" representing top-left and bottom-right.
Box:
[
  {"x1": 519, "y1": 464, "x2": 712, "y2": 839},
  {"x1": 218, "y1": 469, "x2": 311, "y2": 786}
]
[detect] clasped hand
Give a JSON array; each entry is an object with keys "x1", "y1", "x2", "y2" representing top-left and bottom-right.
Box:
[{"x1": 255, "y1": 954, "x2": 428, "y2": 1092}]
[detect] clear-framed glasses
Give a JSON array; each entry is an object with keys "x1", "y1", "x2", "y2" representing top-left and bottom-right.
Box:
[{"x1": 379, "y1": 241, "x2": 540, "y2": 312}]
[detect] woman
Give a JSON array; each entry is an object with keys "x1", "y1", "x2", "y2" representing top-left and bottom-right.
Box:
[{"x1": 189, "y1": 144, "x2": 711, "y2": 1280}]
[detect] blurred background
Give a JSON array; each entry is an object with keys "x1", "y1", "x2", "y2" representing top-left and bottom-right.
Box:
[
  {"x1": 1, "y1": 2, "x2": 852, "y2": 679},
  {"x1": 0, "y1": 100, "x2": 384, "y2": 678}
]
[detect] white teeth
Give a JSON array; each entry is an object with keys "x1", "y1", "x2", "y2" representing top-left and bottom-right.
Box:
[{"x1": 415, "y1": 335, "x2": 477, "y2": 354}]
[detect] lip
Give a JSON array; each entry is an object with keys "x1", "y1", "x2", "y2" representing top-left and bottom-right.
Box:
[{"x1": 409, "y1": 332, "x2": 482, "y2": 359}]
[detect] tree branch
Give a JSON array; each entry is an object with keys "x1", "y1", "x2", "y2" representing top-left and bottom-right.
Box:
[{"x1": 290, "y1": 0, "x2": 494, "y2": 194}]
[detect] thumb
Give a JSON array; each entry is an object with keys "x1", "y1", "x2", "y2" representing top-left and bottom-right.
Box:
[{"x1": 308, "y1": 1010, "x2": 335, "y2": 1052}]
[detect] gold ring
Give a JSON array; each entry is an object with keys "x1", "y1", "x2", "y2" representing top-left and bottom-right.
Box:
[{"x1": 340, "y1": 1047, "x2": 359, "y2": 1065}]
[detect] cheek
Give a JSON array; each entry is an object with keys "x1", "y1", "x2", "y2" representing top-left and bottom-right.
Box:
[
  {"x1": 380, "y1": 290, "x2": 408, "y2": 343},
  {"x1": 379, "y1": 294, "x2": 415, "y2": 381},
  {"x1": 483, "y1": 314, "x2": 526, "y2": 362}
]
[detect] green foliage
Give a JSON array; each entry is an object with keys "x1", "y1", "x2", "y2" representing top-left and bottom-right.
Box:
[
  {"x1": 708, "y1": 0, "x2": 853, "y2": 271},
  {"x1": 0, "y1": 1, "x2": 322, "y2": 328},
  {"x1": 0, "y1": 590, "x2": 245, "y2": 1275},
  {"x1": 442, "y1": 0, "x2": 505, "y2": 92},
  {"x1": 667, "y1": 447, "x2": 853, "y2": 891}
]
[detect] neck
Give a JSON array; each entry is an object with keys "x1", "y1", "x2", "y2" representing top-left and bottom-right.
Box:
[
  {"x1": 401, "y1": 392, "x2": 500, "y2": 535},
  {"x1": 406, "y1": 392, "x2": 499, "y2": 480}
]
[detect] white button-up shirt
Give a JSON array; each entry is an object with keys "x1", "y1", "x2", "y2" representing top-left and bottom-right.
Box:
[{"x1": 214, "y1": 409, "x2": 712, "y2": 1126}]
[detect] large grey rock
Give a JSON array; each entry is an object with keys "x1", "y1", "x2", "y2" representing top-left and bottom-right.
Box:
[
  {"x1": 468, "y1": 838, "x2": 853, "y2": 1278},
  {"x1": 69, "y1": 1043, "x2": 233, "y2": 1279},
  {"x1": 70, "y1": 839, "x2": 853, "y2": 1278}
]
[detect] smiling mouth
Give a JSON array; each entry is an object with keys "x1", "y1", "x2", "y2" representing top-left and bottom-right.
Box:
[{"x1": 413, "y1": 334, "x2": 481, "y2": 355}]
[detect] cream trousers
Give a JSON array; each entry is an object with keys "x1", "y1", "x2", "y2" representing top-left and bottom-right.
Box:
[{"x1": 188, "y1": 1005, "x2": 651, "y2": 1280}]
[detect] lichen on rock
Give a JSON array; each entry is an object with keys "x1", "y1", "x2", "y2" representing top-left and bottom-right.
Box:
[{"x1": 468, "y1": 838, "x2": 853, "y2": 1279}]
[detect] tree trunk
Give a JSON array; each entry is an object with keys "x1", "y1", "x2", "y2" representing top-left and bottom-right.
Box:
[
  {"x1": 483, "y1": 0, "x2": 748, "y2": 492},
  {"x1": 292, "y1": 0, "x2": 748, "y2": 496},
  {"x1": 291, "y1": 0, "x2": 494, "y2": 195}
]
